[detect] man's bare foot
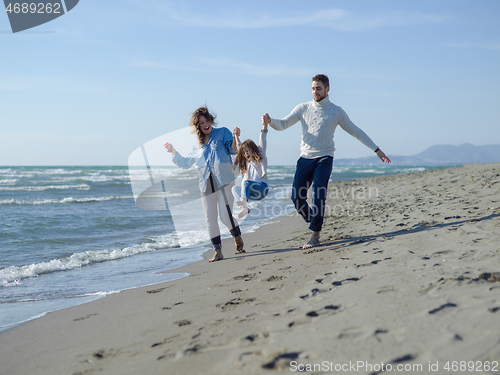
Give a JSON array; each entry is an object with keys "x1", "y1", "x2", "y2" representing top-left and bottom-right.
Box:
[
  {"x1": 238, "y1": 207, "x2": 250, "y2": 219},
  {"x1": 208, "y1": 249, "x2": 224, "y2": 262},
  {"x1": 302, "y1": 231, "x2": 320, "y2": 250}
]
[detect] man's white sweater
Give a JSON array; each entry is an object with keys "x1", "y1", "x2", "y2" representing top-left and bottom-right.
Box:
[{"x1": 269, "y1": 95, "x2": 378, "y2": 159}]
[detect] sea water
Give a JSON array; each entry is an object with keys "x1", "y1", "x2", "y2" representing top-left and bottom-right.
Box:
[{"x1": 0, "y1": 165, "x2": 435, "y2": 331}]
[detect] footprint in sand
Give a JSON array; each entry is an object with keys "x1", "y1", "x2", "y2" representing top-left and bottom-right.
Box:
[
  {"x1": 357, "y1": 260, "x2": 383, "y2": 268},
  {"x1": 146, "y1": 287, "x2": 167, "y2": 294},
  {"x1": 428, "y1": 303, "x2": 457, "y2": 314},
  {"x1": 374, "y1": 329, "x2": 388, "y2": 342},
  {"x1": 263, "y1": 275, "x2": 284, "y2": 282},
  {"x1": 299, "y1": 288, "x2": 330, "y2": 299},
  {"x1": 216, "y1": 297, "x2": 256, "y2": 311},
  {"x1": 261, "y1": 352, "x2": 303, "y2": 370},
  {"x1": 233, "y1": 273, "x2": 257, "y2": 281},
  {"x1": 173, "y1": 319, "x2": 191, "y2": 326},
  {"x1": 288, "y1": 305, "x2": 341, "y2": 327},
  {"x1": 93, "y1": 349, "x2": 115, "y2": 359},
  {"x1": 73, "y1": 313, "x2": 97, "y2": 321},
  {"x1": 332, "y1": 277, "x2": 360, "y2": 286}
]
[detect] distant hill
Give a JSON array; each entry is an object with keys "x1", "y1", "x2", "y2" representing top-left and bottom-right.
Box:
[{"x1": 334, "y1": 143, "x2": 500, "y2": 166}]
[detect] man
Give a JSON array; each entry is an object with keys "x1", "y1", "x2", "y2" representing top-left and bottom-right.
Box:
[{"x1": 262, "y1": 74, "x2": 390, "y2": 249}]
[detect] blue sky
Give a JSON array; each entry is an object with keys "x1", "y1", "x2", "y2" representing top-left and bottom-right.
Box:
[{"x1": 1, "y1": 0, "x2": 499, "y2": 165}]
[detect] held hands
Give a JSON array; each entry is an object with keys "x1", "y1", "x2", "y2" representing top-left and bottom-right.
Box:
[
  {"x1": 376, "y1": 149, "x2": 391, "y2": 163},
  {"x1": 261, "y1": 113, "x2": 271, "y2": 127},
  {"x1": 233, "y1": 127, "x2": 241, "y2": 148}
]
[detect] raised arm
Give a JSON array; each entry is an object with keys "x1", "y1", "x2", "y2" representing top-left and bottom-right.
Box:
[
  {"x1": 164, "y1": 142, "x2": 197, "y2": 169},
  {"x1": 262, "y1": 103, "x2": 303, "y2": 131},
  {"x1": 233, "y1": 127, "x2": 241, "y2": 150},
  {"x1": 259, "y1": 116, "x2": 268, "y2": 156},
  {"x1": 164, "y1": 142, "x2": 177, "y2": 156}
]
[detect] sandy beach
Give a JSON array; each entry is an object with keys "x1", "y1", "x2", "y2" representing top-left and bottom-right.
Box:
[{"x1": 1, "y1": 162, "x2": 499, "y2": 375}]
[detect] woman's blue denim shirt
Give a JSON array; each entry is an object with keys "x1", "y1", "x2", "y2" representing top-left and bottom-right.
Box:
[{"x1": 172, "y1": 127, "x2": 237, "y2": 192}]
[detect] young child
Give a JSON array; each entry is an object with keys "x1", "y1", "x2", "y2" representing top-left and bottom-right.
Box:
[{"x1": 232, "y1": 120, "x2": 269, "y2": 218}]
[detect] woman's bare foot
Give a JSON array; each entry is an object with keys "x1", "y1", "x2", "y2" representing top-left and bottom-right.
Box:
[
  {"x1": 234, "y1": 236, "x2": 245, "y2": 254},
  {"x1": 238, "y1": 207, "x2": 250, "y2": 218},
  {"x1": 208, "y1": 249, "x2": 224, "y2": 262},
  {"x1": 302, "y1": 231, "x2": 320, "y2": 250}
]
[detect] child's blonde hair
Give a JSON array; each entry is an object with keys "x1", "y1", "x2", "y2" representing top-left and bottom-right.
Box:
[{"x1": 235, "y1": 140, "x2": 263, "y2": 174}]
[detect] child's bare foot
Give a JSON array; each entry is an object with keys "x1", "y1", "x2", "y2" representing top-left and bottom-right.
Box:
[
  {"x1": 302, "y1": 231, "x2": 320, "y2": 250},
  {"x1": 238, "y1": 207, "x2": 250, "y2": 218},
  {"x1": 236, "y1": 198, "x2": 247, "y2": 207},
  {"x1": 208, "y1": 249, "x2": 224, "y2": 262}
]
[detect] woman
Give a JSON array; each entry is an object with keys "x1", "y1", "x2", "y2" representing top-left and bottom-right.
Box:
[{"x1": 164, "y1": 106, "x2": 244, "y2": 262}]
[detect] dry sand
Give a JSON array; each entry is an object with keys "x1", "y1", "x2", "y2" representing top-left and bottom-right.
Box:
[{"x1": 1, "y1": 163, "x2": 499, "y2": 375}]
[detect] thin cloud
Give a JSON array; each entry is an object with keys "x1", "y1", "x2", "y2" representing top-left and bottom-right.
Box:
[
  {"x1": 0, "y1": 84, "x2": 30, "y2": 90},
  {"x1": 163, "y1": 7, "x2": 449, "y2": 31},
  {"x1": 199, "y1": 58, "x2": 314, "y2": 77},
  {"x1": 127, "y1": 59, "x2": 212, "y2": 73},
  {"x1": 448, "y1": 42, "x2": 500, "y2": 51},
  {"x1": 129, "y1": 57, "x2": 314, "y2": 77}
]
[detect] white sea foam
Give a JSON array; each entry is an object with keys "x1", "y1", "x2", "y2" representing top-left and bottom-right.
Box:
[
  {"x1": 165, "y1": 190, "x2": 190, "y2": 198},
  {"x1": 0, "y1": 184, "x2": 90, "y2": 192},
  {"x1": 0, "y1": 234, "x2": 185, "y2": 286},
  {"x1": 405, "y1": 167, "x2": 426, "y2": 172},
  {"x1": 0, "y1": 195, "x2": 134, "y2": 206},
  {"x1": 354, "y1": 169, "x2": 381, "y2": 174},
  {"x1": 32, "y1": 169, "x2": 83, "y2": 175},
  {"x1": 0, "y1": 179, "x2": 18, "y2": 184},
  {"x1": 0, "y1": 196, "x2": 133, "y2": 205}
]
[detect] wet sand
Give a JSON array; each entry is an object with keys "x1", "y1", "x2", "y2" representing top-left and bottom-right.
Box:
[{"x1": 1, "y1": 163, "x2": 499, "y2": 375}]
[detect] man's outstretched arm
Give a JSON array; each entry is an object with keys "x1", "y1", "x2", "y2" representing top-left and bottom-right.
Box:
[
  {"x1": 261, "y1": 104, "x2": 303, "y2": 131},
  {"x1": 338, "y1": 107, "x2": 391, "y2": 163}
]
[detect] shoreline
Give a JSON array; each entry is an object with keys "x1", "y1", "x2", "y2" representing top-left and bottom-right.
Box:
[{"x1": 1, "y1": 163, "x2": 499, "y2": 375}]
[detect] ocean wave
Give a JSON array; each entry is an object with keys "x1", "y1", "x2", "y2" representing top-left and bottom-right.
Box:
[
  {"x1": 0, "y1": 195, "x2": 133, "y2": 205},
  {"x1": 0, "y1": 179, "x2": 18, "y2": 184},
  {"x1": 0, "y1": 184, "x2": 90, "y2": 192},
  {"x1": 51, "y1": 175, "x2": 110, "y2": 183},
  {"x1": 353, "y1": 169, "x2": 385, "y2": 174},
  {"x1": 402, "y1": 167, "x2": 426, "y2": 172},
  {"x1": 168, "y1": 190, "x2": 191, "y2": 197},
  {"x1": 153, "y1": 229, "x2": 209, "y2": 248},
  {"x1": 50, "y1": 175, "x2": 132, "y2": 183},
  {"x1": 30, "y1": 169, "x2": 83, "y2": 175},
  {"x1": 0, "y1": 235, "x2": 183, "y2": 286}
]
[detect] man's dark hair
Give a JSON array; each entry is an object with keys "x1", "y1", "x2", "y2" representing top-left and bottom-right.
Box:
[{"x1": 312, "y1": 74, "x2": 329, "y2": 88}]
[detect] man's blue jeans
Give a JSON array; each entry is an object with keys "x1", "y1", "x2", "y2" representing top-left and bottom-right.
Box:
[{"x1": 291, "y1": 156, "x2": 333, "y2": 232}]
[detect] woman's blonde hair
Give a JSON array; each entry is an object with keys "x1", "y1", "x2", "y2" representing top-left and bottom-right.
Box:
[
  {"x1": 235, "y1": 139, "x2": 262, "y2": 174},
  {"x1": 189, "y1": 106, "x2": 217, "y2": 147}
]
